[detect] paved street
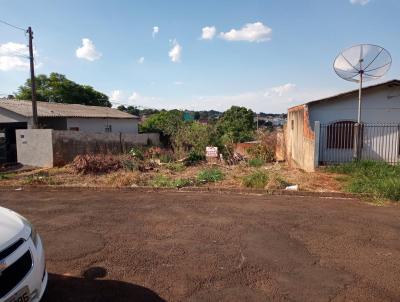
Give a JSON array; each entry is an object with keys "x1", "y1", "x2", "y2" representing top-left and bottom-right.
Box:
[{"x1": 1, "y1": 189, "x2": 400, "y2": 301}]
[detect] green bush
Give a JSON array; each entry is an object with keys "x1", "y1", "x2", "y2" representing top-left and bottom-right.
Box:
[
  {"x1": 242, "y1": 170, "x2": 269, "y2": 189},
  {"x1": 185, "y1": 151, "x2": 205, "y2": 166},
  {"x1": 248, "y1": 158, "x2": 264, "y2": 167},
  {"x1": 328, "y1": 160, "x2": 400, "y2": 201},
  {"x1": 129, "y1": 147, "x2": 144, "y2": 160},
  {"x1": 197, "y1": 167, "x2": 224, "y2": 183}
]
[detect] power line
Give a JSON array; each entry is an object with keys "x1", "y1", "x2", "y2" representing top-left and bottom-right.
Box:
[{"x1": 0, "y1": 19, "x2": 26, "y2": 32}]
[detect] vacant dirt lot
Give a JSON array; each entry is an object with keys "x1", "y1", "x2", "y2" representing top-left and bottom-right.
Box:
[{"x1": 1, "y1": 189, "x2": 400, "y2": 301}]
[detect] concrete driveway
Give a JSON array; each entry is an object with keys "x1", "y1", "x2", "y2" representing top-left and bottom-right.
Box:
[{"x1": 1, "y1": 189, "x2": 399, "y2": 301}]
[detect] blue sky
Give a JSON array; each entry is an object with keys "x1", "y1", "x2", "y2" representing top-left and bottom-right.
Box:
[{"x1": 0, "y1": 0, "x2": 399, "y2": 113}]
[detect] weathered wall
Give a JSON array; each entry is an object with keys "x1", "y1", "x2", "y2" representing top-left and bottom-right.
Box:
[
  {"x1": 16, "y1": 129, "x2": 159, "y2": 167},
  {"x1": 52, "y1": 131, "x2": 159, "y2": 166},
  {"x1": 66, "y1": 117, "x2": 139, "y2": 133},
  {"x1": 16, "y1": 129, "x2": 54, "y2": 167},
  {"x1": 286, "y1": 105, "x2": 316, "y2": 172},
  {"x1": 275, "y1": 128, "x2": 285, "y2": 161}
]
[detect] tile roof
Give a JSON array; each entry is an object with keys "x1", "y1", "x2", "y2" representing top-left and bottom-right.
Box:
[{"x1": 0, "y1": 100, "x2": 138, "y2": 119}]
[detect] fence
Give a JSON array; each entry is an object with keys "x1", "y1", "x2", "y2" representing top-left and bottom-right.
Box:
[{"x1": 319, "y1": 122, "x2": 400, "y2": 164}]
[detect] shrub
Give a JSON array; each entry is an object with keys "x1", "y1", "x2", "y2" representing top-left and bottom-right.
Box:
[
  {"x1": 242, "y1": 170, "x2": 269, "y2": 189},
  {"x1": 121, "y1": 158, "x2": 138, "y2": 171},
  {"x1": 185, "y1": 151, "x2": 205, "y2": 166},
  {"x1": 328, "y1": 160, "x2": 400, "y2": 201},
  {"x1": 197, "y1": 167, "x2": 224, "y2": 183},
  {"x1": 247, "y1": 131, "x2": 277, "y2": 163},
  {"x1": 129, "y1": 147, "x2": 144, "y2": 160},
  {"x1": 164, "y1": 162, "x2": 186, "y2": 172},
  {"x1": 248, "y1": 158, "x2": 264, "y2": 167},
  {"x1": 71, "y1": 154, "x2": 122, "y2": 174}
]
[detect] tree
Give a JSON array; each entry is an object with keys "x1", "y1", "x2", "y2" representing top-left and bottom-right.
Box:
[
  {"x1": 173, "y1": 121, "x2": 215, "y2": 158},
  {"x1": 140, "y1": 110, "x2": 184, "y2": 147},
  {"x1": 15, "y1": 73, "x2": 111, "y2": 107},
  {"x1": 117, "y1": 105, "x2": 140, "y2": 116},
  {"x1": 216, "y1": 106, "x2": 255, "y2": 143}
]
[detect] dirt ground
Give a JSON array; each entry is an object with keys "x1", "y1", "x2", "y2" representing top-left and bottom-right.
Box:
[{"x1": 1, "y1": 189, "x2": 400, "y2": 301}]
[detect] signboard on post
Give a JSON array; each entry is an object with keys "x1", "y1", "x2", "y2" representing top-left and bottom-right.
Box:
[{"x1": 206, "y1": 146, "x2": 218, "y2": 158}]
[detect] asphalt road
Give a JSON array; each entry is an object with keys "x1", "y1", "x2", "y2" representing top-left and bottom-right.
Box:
[{"x1": 1, "y1": 189, "x2": 400, "y2": 301}]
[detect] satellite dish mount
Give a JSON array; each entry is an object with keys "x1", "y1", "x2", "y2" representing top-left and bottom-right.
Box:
[{"x1": 333, "y1": 44, "x2": 392, "y2": 159}]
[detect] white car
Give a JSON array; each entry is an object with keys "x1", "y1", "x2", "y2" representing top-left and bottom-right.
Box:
[{"x1": 0, "y1": 207, "x2": 47, "y2": 302}]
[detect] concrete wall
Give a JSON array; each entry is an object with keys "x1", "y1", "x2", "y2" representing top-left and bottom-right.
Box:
[
  {"x1": 16, "y1": 129, "x2": 159, "y2": 167},
  {"x1": 16, "y1": 129, "x2": 54, "y2": 167},
  {"x1": 286, "y1": 105, "x2": 317, "y2": 172},
  {"x1": 308, "y1": 85, "x2": 400, "y2": 127},
  {"x1": 66, "y1": 117, "x2": 138, "y2": 133}
]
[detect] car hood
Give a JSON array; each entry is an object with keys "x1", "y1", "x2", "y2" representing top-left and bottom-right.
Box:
[{"x1": 0, "y1": 207, "x2": 25, "y2": 251}]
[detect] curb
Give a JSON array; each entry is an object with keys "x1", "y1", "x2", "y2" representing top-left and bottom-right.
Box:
[{"x1": 0, "y1": 185, "x2": 358, "y2": 199}]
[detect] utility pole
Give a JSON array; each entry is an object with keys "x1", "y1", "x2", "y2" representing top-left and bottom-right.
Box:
[{"x1": 27, "y1": 26, "x2": 38, "y2": 128}]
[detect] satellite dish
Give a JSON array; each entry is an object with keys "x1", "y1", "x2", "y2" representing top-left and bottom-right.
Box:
[
  {"x1": 333, "y1": 44, "x2": 392, "y2": 124},
  {"x1": 333, "y1": 44, "x2": 392, "y2": 160}
]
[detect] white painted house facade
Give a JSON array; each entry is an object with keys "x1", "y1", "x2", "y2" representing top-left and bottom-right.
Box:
[{"x1": 286, "y1": 79, "x2": 400, "y2": 171}]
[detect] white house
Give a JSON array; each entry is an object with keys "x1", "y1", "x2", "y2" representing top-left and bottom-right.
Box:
[
  {"x1": 286, "y1": 79, "x2": 400, "y2": 171},
  {"x1": 0, "y1": 99, "x2": 139, "y2": 162}
]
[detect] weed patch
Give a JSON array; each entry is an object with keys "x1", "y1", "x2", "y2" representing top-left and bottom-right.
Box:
[
  {"x1": 242, "y1": 170, "x2": 269, "y2": 189},
  {"x1": 197, "y1": 167, "x2": 224, "y2": 183},
  {"x1": 328, "y1": 160, "x2": 400, "y2": 201},
  {"x1": 150, "y1": 175, "x2": 193, "y2": 188},
  {"x1": 248, "y1": 158, "x2": 264, "y2": 168}
]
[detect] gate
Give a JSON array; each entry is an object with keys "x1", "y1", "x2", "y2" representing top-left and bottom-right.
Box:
[{"x1": 319, "y1": 123, "x2": 400, "y2": 165}]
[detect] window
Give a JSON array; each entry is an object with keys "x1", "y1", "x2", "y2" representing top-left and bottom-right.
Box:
[
  {"x1": 105, "y1": 125, "x2": 112, "y2": 133},
  {"x1": 327, "y1": 121, "x2": 362, "y2": 149}
]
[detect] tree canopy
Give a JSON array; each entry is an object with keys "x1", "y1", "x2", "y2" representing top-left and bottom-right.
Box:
[
  {"x1": 15, "y1": 73, "x2": 111, "y2": 107},
  {"x1": 216, "y1": 106, "x2": 255, "y2": 143}
]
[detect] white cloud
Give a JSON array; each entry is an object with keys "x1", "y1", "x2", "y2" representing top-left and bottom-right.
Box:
[
  {"x1": 220, "y1": 22, "x2": 272, "y2": 42},
  {"x1": 0, "y1": 42, "x2": 38, "y2": 71},
  {"x1": 201, "y1": 26, "x2": 216, "y2": 40},
  {"x1": 152, "y1": 26, "x2": 159, "y2": 38},
  {"x1": 76, "y1": 38, "x2": 102, "y2": 61},
  {"x1": 138, "y1": 57, "x2": 145, "y2": 64},
  {"x1": 169, "y1": 39, "x2": 182, "y2": 63},
  {"x1": 173, "y1": 81, "x2": 184, "y2": 85},
  {"x1": 110, "y1": 90, "x2": 123, "y2": 102},
  {"x1": 350, "y1": 0, "x2": 370, "y2": 5},
  {"x1": 265, "y1": 83, "x2": 296, "y2": 97},
  {"x1": 128, "y1": 92, "x2": 140, "y2": 102}
]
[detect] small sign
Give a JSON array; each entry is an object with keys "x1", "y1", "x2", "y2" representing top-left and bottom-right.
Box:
[{"x1": 206, "y1": 146, "x2": 218, "y2": 158}]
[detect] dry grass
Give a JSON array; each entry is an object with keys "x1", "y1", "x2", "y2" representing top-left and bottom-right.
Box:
[{"x1": 0, "y1": 162, "x2": 341, "y2": 192}]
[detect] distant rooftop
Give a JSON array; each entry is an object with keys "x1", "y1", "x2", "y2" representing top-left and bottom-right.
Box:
[{"x1": 0, "y1": 99, "x2": 139, "y2": 119}]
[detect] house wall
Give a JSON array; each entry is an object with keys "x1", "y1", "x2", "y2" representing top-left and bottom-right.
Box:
[
  {"x1": 16, "y1": 129, "x2": 160, "y2": 167},
  {"x1": 308, "y1": 85, "x2": 400, "y2": 127},
  {"x1": 66, "y1": 117, "x2": 138, "y2": 133},
  {"x1": 286, "y1": 105, "x2": 317, "y2": 172},
  {"x1": 309, "y1": 85, "x2": 400, "y2": 164}
]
